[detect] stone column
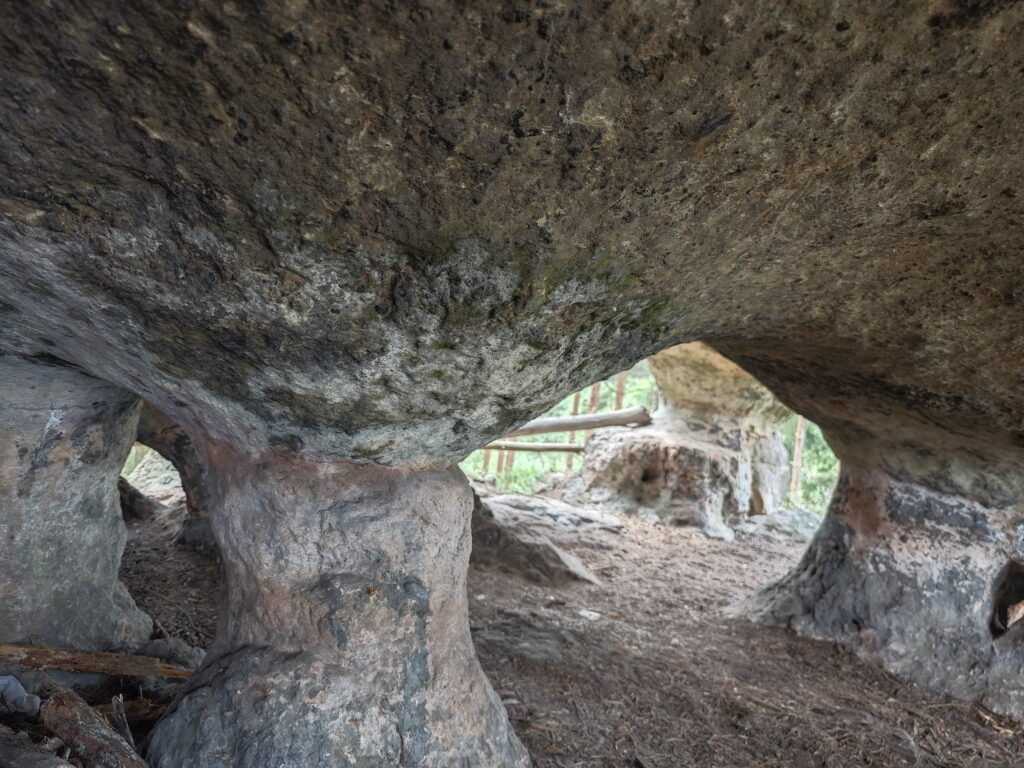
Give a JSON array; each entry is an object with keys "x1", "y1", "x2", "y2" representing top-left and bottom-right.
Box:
[
  {"x1": 0, "y1": 355, "x2": 151, "y2": 650},
  {"x1": 147, "y1": 444, "x2": 529, "y2": 768},
  {"x1": 745, "y1": 463, "x2": 1024, "y2": 718}
]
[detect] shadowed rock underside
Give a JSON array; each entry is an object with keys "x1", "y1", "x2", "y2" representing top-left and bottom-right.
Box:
[{"x1": 1, "y1": 1, "x2": 1023, "y2": 763}]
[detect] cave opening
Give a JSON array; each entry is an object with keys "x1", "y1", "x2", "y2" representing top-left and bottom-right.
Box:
[{"x1": 991, "y1": 560, "x2": 1024, "y2": 639}]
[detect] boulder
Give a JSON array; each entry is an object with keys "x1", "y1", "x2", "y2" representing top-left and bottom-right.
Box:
[
  {"x1": 470, "y1": 493, "x2": 604, "y2": 586},
  {"x1": 483, "y1": 492, "x2": 624, "y2": 547},
  {"x1": 117, "y1": 476, "x2": 165, "y2": 521},
  {"x1": 563, "y1": 344, "x2": 792, "y2": 538},
  {"x1": 0, "y1": 355, "x2": 151, "y2": 652},
  {"x1": 733, "y1": 508, "x2": 824, "y2": 542}
]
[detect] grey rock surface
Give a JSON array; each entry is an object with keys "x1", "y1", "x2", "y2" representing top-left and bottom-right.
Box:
[
  {"x1": 0, "y1": 676, "x2": 39, "y2": 717},
  {"x1": 742, "y1": 467, "x2": 1024, "y2": 721},
  {"x1": 484, "y1": 493, "x2": 624, "y2": 544},
  {"x1": 0, "y1": 355, "x2": 152, "y2": 651},
  {"x1": 147, "y1": 457, "x2": 528, "y2": 768},
  {"x1": 137, "y1": 638, "x2": 206, "y2": 672},
  {"x1": 0, "y1": 2, "x2": 1020, "y2": 473},
  {"x1": 733, "y1": 507, "x2": 823, "y2": 542},
  {"x1": 471, "y1": 493, "x2": 602, "y2": 586},
  {"x1": 0, "y1": 725, "x2": 73, "y2": 768},
  {"x1": 0, "y1": 0, "x2": 1023, "y2": 757}
]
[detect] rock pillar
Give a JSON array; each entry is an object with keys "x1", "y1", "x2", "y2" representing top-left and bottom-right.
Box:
[
  {"x1": 563, "y1": 343, "x2": 792, "y2": 538},
  {"x1": 147, "y1": 445, "x2": 529, "y2": 767},
  {"x1": 0, "y1": 355, "x2": 151, "y2": 650},
  {"x1": 745, "y1": 464, "x2": 1024, "y2": 718}
]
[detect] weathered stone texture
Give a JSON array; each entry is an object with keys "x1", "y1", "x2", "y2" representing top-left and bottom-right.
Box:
[
  {"x1": 564, "y1": 343, "x2": 792, "y2": 537},
  {"x1": 1, "y1": 2, "x2": 1022, "y2": 469},
  {"x1": 0, "y1": 0, "x2": 1023, "y2": 757},
  {"x1": 744, "y1": 466, "x2": 1024, "y2": 720},
  {"x1": 651, "y1": 343, "x2": 791, "y2": 517},
  {"x1": 136, "y1": 401, "x2": 209, "y2": 518},
  {"x1": 0, "y1": 356, "x2": 151, "y2": 651},
  {"x1": 471, "y1": 492, "x2": 604, "y2": 586},
  {"x1": 147, "y1": 451, "x2": 528, "y2": 767}
]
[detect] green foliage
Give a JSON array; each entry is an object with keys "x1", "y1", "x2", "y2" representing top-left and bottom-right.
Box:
[
  {"x1": 121, "y1": 444, "x2": 147, "y2": 476},
  {"x1": 780, "y1": 417, "x2": 840, "y2": 514},
  {"x1": 460, "y1": 359, "x2": 841, "y2": 514},
  {"x1": 459, "y1": 361, "x2": 658, "y2": 494}
]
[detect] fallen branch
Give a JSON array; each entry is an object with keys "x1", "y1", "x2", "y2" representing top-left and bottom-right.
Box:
[
  {"x1": 505, "y1": 405, "x2": 651, "y2": 438},
  {"x1": 484, "y1": 440, "x2": 585, "y2": 453},
  {"x1": 0, "y1": 645, "x2": 190, "y2": 680},
  {"x1": 40, "y1": 689, "x2": 148, "y2": 768},
  {"x1": 94, "y1": 699, "x2": 167, "y2": 726},
  {"x1": 108, "y1": 696, "x2": 134, "y2": 751}
]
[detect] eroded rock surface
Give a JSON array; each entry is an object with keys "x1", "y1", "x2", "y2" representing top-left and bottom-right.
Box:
[
  {"x1": 136, "y1": 402, "x2": 209, "y2": 518},
  {"x1": 147, "y1": 454, "x2": 528, "y2": 768},
  {"x1": 650, "y1": 343, "x2": 792, "y2": 518},
  {"x1": 563, "y1": 343, "x2": 792, "y2": 538},
  {"x1": 471, "y1": 492, "x2": 606, "y2": 586},
  {"x1": 2, "y1": 3, "x2": 1022, "y2": 470},
  {"x1": 743, "y1": 467, "x2": 1024, "y2": 719},
  {"x1": 1, "y1": 0, "x2": 1023, "y2": 757},
  {"x1": 0, "y1": 356, "x2": 151, "y2": 651}
]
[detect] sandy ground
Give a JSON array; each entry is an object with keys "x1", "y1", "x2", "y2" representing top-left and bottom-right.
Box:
[{"x1": 119, "y1": 513, "x2": 1024, "y2": 767}]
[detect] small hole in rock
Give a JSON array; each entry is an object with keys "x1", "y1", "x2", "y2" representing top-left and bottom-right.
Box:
[{"x1": 990, "y1": 561, "x2": 1024, "y2": 638}]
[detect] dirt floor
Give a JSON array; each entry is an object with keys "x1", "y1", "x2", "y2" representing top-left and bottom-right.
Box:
[{"x1": 119, "y1": 513, "x2": 1024, "y2": 768}]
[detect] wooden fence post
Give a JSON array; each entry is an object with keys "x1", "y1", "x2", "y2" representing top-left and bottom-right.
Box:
[{"x1": 566, "y1": 390, "x2": 582, "y2": 471}]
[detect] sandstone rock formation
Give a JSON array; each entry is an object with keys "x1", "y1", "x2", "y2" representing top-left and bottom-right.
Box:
[
  {"x1": 1, "y1": 0, "x2": 1023, "y2": 763},
  {"x1": 563, "y1": 343, "x2": 791, "y2": 538},
  {"x1": 471, "y1": 491, "x2": 616, "y2": 586},
  {"x1": 650, "y1": 343, "x2": 792, "y2": 518},
  {"x1": 0, "y1": 356, "x2": 151, "y2": 651},
  {"x1": 135, "y1": 402, "x2": 209, "y2": 519}
]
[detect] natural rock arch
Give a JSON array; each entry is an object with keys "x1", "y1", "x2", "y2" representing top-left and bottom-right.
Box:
[{"x1": 1, "y1": 1, "x2": 1022, "y2": 765}]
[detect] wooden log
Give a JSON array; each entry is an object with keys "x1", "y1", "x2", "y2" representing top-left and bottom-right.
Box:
[
  {"x1": 107, "y1": 696, "x2": 134, "y2": 750},
  {"x1": 485, "y1": 441, "x2": 585, "y2": 453},
  {"x1": 585, "y1": 382, "x2": 602, "y2": 437},
  {"x1": 505, "y1": 405, "x2": 651, "y2": 438},
  {"x1": 0, "y1": 725, "x2": 74, "y2": 768},
  {"x1": 40, "y1": 689, "x2": 148, "y2": 768},
  {"x1": 0, "y1": 644, "x2": 190, "y2": 680},
  {"x1": 93, "y1": 699, "x2": 166, "y2": 726}
]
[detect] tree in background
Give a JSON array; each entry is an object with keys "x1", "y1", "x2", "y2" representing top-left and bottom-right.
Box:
[
  {"x1": 461, "y1": 361, "x2": 840, "y2": 514},
  {"x1": 780, "y1": 416, "x2": 839, "y2": 513}
]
